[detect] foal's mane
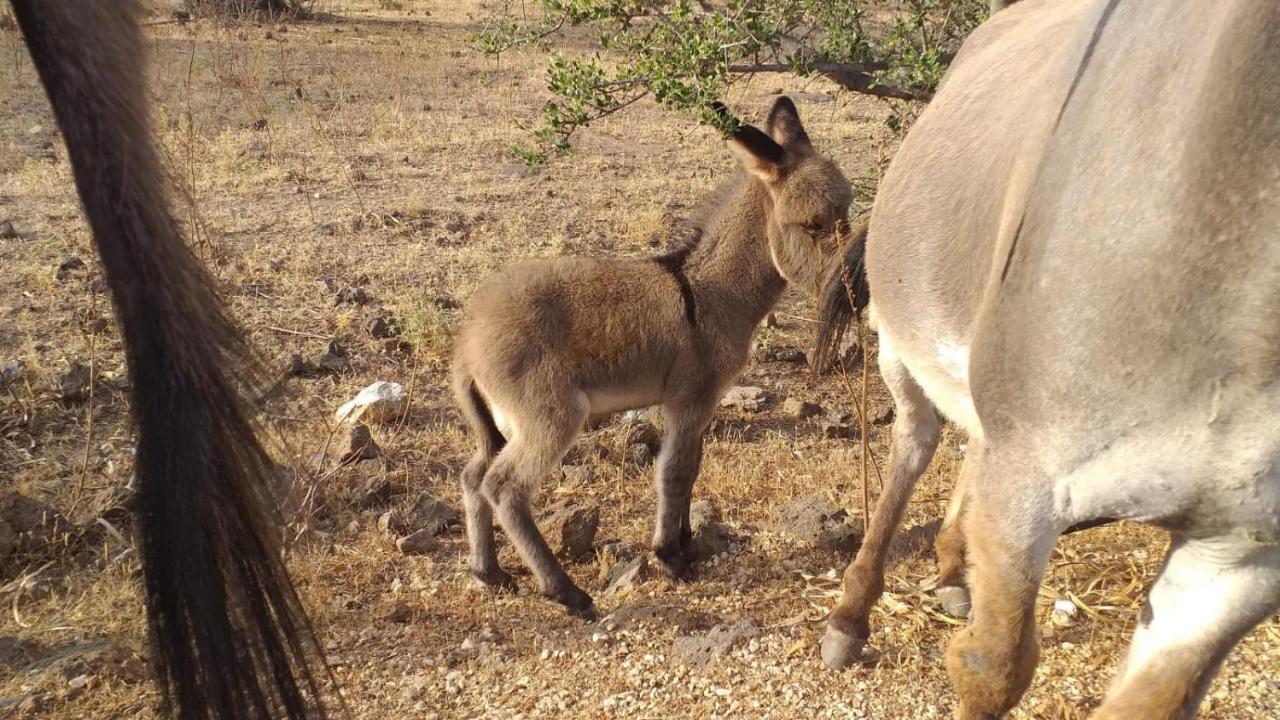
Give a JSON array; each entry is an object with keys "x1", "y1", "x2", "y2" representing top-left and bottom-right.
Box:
[{"x1": 654, "y1": 173, "x2": 746, "y2": 266}]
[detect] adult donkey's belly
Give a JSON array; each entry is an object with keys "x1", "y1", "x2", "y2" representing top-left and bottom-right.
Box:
[{"x1": 865, "y1": 0, "x2": 1090, "y2": 438}]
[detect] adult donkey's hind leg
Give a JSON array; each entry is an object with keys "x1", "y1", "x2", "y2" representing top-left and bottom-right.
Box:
[
  {"x1": 945, "y1": 451, "x2": 1056, "y2": 720},
  {"x1": 652, "y1": 395, "x2": 719, "y2": 580},
  {"x1": 935, "y1": 465, "x2": 973, "y2": 618},
  {"x1": 480, "y1": 393, "x2": 596, "y2": 618},
  {"x1": 822, "y1": 338, "x2": 940, "y2": 670},
  {"x1": 1093, "y1": 538, "x2": 1280, "y2": 720}
]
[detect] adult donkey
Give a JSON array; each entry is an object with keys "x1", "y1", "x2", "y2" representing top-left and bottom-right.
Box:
[
  {"x1": 820, "y1": 1, "x2": 1280, "y2": 718},
  {"x1": 11, "y1": 2, "x2": 331, "y2": 718}
]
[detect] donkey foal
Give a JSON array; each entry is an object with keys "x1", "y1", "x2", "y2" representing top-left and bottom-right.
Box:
[{"x1": 453, "y1": 98, "x2": 853, "y2": 617}]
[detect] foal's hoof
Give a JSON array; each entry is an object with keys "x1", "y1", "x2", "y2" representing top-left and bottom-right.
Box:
[
  {"x1": 936, "y1": 585, "x2": 972, "y2": 620},
  {"x1": 551, "y1": 586, "x2": 597, "y2": 621},
  {"x1": 656, "y1": 554, "x2": 696, "y2": 582},
  {"x1": 820, "y1": 626, "x2": 869, "y2": 671},
  {"x1": 470, "y1": 567, "x2": 517, "y2": 593}
]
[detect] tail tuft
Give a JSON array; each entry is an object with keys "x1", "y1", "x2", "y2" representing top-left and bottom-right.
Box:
[{"x1": 813, "y1": 218, "x2": 871, "y2": 373}]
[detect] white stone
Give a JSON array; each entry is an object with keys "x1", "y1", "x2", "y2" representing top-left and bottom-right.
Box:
[{"x1": 335, "y1": 381, "x2": 407, "y2": 424}]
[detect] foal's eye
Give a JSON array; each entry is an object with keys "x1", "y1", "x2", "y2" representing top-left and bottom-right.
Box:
[{"x1": 802, "y1": 220, "x2": 826, "y2": 234}]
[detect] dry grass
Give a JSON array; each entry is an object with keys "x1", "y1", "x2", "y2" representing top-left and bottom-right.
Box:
[{"x1": 1, "y1": 1, "x2": 1277, "y2": 717}]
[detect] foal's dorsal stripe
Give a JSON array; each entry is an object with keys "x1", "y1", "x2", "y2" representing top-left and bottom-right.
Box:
[
  {"x1": 1000, "y1": 0, "x2": 1125, "y2": 287},
  {"x1": 654, "y1": 251, "x2": 698, "y2": 326}
]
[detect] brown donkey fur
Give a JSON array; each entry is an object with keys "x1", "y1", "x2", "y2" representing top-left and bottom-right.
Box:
[{"x1": 453, "y1": 98, "x2": 854, "y2": 617}]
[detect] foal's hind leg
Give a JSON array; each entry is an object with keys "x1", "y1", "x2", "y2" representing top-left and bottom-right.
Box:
[
  {"x1": 481, "y1": 397, "x2": 595, "y2": 618},
  {"x1": 651, "y1": 396, "x2": 718, "y2": 580},
  {"x1": 461, "y1": 450, "x2": 513, "y2": 590},
  {"x1": 822, "y1": 344, "x2": 940, "y2": 670},
  {"x1": 1093, "y1": 537, "x2": 1280, "y2": 720}
]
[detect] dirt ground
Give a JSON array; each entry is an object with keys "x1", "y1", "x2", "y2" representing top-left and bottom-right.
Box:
[{"x1": 1, "y1": 1, "x2": 1277, "y2": 718}]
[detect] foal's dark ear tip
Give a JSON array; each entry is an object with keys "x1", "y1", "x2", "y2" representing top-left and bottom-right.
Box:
[{"x1": 773, "y1": 95, "x2": 798, "y2": 113}]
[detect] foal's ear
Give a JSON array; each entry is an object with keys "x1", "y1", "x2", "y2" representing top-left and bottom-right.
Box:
[
  {"x1": 765, "y1": 96, "x2": 811, "y2": 148},
  {"x1": 714, "y1": 102, "x2": 787, "y2": 183}
]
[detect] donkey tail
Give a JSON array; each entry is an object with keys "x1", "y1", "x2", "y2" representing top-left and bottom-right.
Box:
[
  {"x1": 813, "y1": 218, "x2": 871, "y2": 373},
  {"x1": 13, "y1": 3, "x2": 333, "y2": 718}
]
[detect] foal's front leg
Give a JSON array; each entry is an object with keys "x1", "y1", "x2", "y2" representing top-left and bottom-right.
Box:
[{"x1": 651, "y1": 397, "x2": 717, "y2": 580}]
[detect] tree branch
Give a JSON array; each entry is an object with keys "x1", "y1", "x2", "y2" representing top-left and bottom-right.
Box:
[{"x1": 727, "y1": 62, "x2": 933, "y2": 102}]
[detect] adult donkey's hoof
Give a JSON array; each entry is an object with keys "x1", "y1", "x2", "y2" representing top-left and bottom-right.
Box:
[
  {"x1": 820, "y1": 626, "x2": 867, "y2": 671},
  {"x1": 936, "y1": 584, "x2": 972, "y2": 620}
]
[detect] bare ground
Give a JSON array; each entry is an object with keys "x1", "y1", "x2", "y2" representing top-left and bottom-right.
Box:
[{"x1": 0, "y1": 1, "x2": 1277, "y2": 718}]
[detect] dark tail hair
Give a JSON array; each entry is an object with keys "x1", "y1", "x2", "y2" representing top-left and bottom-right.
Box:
[
  {"x1": 13, "y1": 2, "x2": 333, "y2": 718},
  {"x1": 456, "y1": 375, "x2": 508, "y2": 457},
  {"x1": 812, "y1": 218, "x2": 871, "y2": 373}
]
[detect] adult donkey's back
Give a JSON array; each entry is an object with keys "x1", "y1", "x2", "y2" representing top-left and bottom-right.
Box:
[{"x1": 822, "y1": 0, "x2": 1280, "y2": 717}]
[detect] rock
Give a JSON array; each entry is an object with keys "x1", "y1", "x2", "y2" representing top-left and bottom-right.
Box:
[
  {"x1": 689, "y1": 500, "x2": 731, "y2": 560},
  {"x1": 335, "y1": 380, "x2": 407, "y2": 424},
  {"x1": 821, "y1": 419, "x2": 856, "y2": 439},
  {"x1": 872, "y1": 405, "x2": 895, "y2": 426},
  {"x1": 837, "y1": 341, "x2": 864, "y2": 370},
  {"x1": 406, "y1": 494, "x2": 460, "y2": 535},
  {"x1": 1051, "y1": 599, "x2": 1078, "y2": 627},
  {"x1": 759, "y1": 345, "x2": 806, "y2": 363},
  {"x1": 626, "y1": 442, "x2": 654, "y2": 467},
  {"x1": 356, "y1": 478, "x2": 401, "y2": 509},
  {"x1": 560, "y1": 464, "x2": 595, "y2": 486},
  {"x1": 771, "y1": 495, "x2": 862, "y2": 552},
  {"x1": 541, "y1": 502, "x2": 599, "y2": 561},
  {"x1": 396, "y1": 529, "x2": 437, "y2": 555},
  {"x1": 16, "y1": 694, "x2": 52, "y2": 717},
  {"x1": 340, "y1": 423, "x2": 380, "y2": 463},
  {"x1": 334, "y1": 285, "x2": 369, "y2": 305},
  {"x1": 782, "y1": 397, "x2": 823, "y2": 419},
  {"x1": 433, "y1": 295, "x2": 461, "y2": 310},
  {"x1": 1, "y1": 358, "x2": 23, "y2": 386},
  {"x1": 312, "y1": 340, "x2": 350, "y2": 374},
  {"x1": 0, "y1": 220, "x2": 17, "y2": 239},
  {"x1": 596, "y1": 540, "x2": 642, "y2": 587},
  {"x1": 0, "y1": 493, "x2": 73, "y2": 557},
  {"x1": 595, "y1": 540, "x2": 640, "y2": 585},
  {"x1": 619, "y1": 419, "x2": 661, "y2": 451},
  {"x1": 377, "y1": 510, "x2": 407, "y2": 535},
  {"x1": 0, "y1": 517, "x2": 17, "y2": 562},
  {"x1": 603, "y1": 556, "x2": 648, "y2": 597},
  {"x1": 720, "y1": 386, "x2": 769, "y2": 412},
  {"x1": 55, "y1": 256, "x2": 86, "y2": 281},
  {"x1": 364, "y1": 309, "x2": 398, "y2": 339},
  {"x1": 386, "y1": 602, "x2": 414, "y2": 623},
  {"x1": 67, "y1": 674, "x2": 91, "y2": 690},
  {"x1": 59, "y1": 362, "x2": 93, "y2": 403},
  {"x1": 672, "y1": 619, "x2": 759, "y2": 668},
  {"x1": 689, "y1": 500, "x2": 721, "y2": 528},
  {"x1": 285, "y1": 353, "x2": 316, "y2": 377}
]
